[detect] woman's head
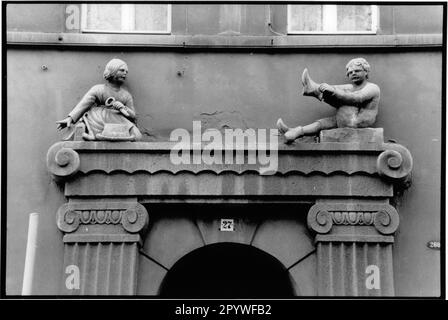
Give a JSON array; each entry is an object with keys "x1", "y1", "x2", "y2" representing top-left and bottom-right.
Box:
[{"x1": 103, "y1": 58, "x2": 128, "y2": 84}]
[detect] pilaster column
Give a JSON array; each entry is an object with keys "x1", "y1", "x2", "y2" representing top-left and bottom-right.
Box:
[
  {"x1": 56, "y1": 200, "x2": 149, "y2": 295},
  {"x1": 307, "y1": 202, "x2": 399, "y2": 296}
]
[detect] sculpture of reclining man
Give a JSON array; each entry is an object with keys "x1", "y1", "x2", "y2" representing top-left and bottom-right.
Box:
[{"x1": 277, "y1": 57, "x2": 380, "y2": 143}]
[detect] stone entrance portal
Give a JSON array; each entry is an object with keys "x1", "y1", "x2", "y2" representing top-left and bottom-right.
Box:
[
  {"x1": 47, "y1": 128, "x2": 412, "y2": 296},
  {"x1": 136, "y1": 203, "x2": 316, "y2": 296},
  {"x1": 158, "y1": 242, "x2": 295, "y2": 298}
]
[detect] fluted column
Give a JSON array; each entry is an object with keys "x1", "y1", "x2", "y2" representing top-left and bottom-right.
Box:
[
  {"x1": 307, "y1": 202, "x2": 399, "y2": 296},
  {"x1": 56, "y1": 200, "x2": 149, "y2": 295}
]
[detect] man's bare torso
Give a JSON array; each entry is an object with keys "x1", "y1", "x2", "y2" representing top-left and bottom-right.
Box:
[{"x1": 331, "y1": 82, "x2": 380, "y2": 128}]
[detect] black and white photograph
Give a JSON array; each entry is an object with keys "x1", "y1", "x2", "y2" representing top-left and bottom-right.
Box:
[{"x1": 1, "y1": 0, "x2": 445, "y2": 307}]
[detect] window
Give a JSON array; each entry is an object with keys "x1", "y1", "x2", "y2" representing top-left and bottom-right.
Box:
[
  {"x1": 287, "y1": 5, "x2": 378, "y2": 34},
  {"x1": 81, "y1": 4, "x2": 171, "y2": 33}
]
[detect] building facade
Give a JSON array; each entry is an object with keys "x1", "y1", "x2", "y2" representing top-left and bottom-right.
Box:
[{"x1": 5, "y1": 3, "x2": 443, "y2": 296}]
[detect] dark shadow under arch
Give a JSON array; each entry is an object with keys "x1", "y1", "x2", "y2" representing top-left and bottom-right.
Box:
[{"x1": 159, "y1": 242, "x2": 295, "y2": 298}]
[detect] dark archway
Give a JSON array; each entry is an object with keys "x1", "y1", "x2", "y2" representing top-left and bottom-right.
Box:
[{"x1": 159, "y1": 242, "x2": 295, "y2": 298}]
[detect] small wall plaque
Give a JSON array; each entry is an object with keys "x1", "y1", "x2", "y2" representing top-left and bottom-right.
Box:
[
  {"x1": 427, "y1": 241, "x2": 440, "y2": 250},
  {"x1": 220, "y1": 219, "x2": 234, "y2": 232}
]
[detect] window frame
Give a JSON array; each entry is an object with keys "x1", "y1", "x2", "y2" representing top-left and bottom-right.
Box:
[
  {"x1": 287, "y1": 4, "x2": 378, "y2": 35},
  {"x1": 80, "y1": 3, "x2": 172, "y2": 34}
]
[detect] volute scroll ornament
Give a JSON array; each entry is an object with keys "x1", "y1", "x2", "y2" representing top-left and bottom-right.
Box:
[
  {"x1": 373, "y1": 209, "x2": 400, "y2": 235},
  {"x1": 56, "y1": 203, "x2": 80, "y2": 233},
  {"x1": 121, "y1": 203, "x2": 149, "y2": 233},
  {"x1": 47, "y1": 142, "x2": 80, "y2": 180},
  {"x1": 307, "y1": 207, "x2": 333, "y2": 234},
  {"x1": 377, "y1": 143, "x2": 413, "y2": 183}
]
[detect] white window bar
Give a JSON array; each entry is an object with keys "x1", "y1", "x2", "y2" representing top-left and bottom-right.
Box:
[
  {"x1": 371, "y1": 5, "x2": 379, "y2": 33},
  {"x1": 80, "y1": 4, "x2": 87, "y2": 31},
  {"x1": 287, "y1": 4, "x2": 378, "y2": 34},
  {"x1": 121, "y1": 4, "x2": 135, "y2": 32},
  {"x1": 166, "y1": 4, "x2": 172, "y2": 34},
  {"x1": 81, "y1": 4, "x2": 171, "y2": 34},
  {"x1": 323, "y1": 5, "x2": 337, "y2": 32}
]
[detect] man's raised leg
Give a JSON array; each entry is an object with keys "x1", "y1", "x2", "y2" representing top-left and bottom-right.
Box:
[{"x1": 302, "y1": 69, "x2": 323, "y2": 101}]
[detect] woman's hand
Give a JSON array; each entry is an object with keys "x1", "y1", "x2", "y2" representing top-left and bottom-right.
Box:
[
  {"x1": 112, "y1": 101, "x2": 125, "y2": 110},
  {"x1": 56, "y1": 117, "x2": 73, "y2": 130},
  {"x1": 112, "y1": 101, "x2": 131, "y2": 117}
]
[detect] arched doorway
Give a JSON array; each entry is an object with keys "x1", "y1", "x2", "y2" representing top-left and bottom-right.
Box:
[{"x1": 159, "y1": 242, "x2": 295, "y2": 298}]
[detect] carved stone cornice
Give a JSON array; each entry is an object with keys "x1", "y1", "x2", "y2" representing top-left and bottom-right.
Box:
[
  {"x1": 46, "y1": 139, "x2": 412, "y2": 182},
  {"x1": 307, "y1": 202, "x2": 399, "y2": 236},
  {"x1": 46, "y1": 129, "x2": 413, "y2": 200},
  {"x1": 56, "y1": 201, "x2": 149, "y2": 235}
]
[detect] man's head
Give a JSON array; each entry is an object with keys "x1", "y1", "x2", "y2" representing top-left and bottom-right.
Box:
[
  {"x1": 346, "y1": 58, "x2": 370, "y2": 84},
  {"x1": 103, "y1": 58, "x2": 128, "y2": 84}
]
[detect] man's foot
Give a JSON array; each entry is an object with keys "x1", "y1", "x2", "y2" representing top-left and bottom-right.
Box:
[
  {"x1": 301, "y1": 69, "x2": 323, "y2": 101},
  {"x1": 276, "y1": 118, "x2": 290, "y2": 134},
  {"x1": 284, "y1": 126, "x2": 304, "y2": 143}
]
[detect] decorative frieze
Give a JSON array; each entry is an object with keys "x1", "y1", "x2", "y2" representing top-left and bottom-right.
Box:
[
  {"x1": 330, "y1": 211, "x2": 375, "y2": 226},
  {"x1": 307, "y1": 202, "x2": 399, "y2": 237},
  {"x1": 77, "y1": 209, "x2": 124, "y2": 225},
  {"x1": 56, "y1": 202, "x2": 149, "y2": 235}
]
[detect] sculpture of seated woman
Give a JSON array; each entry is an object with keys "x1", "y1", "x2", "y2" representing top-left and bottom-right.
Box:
[
  {"x1": 56, "y1": 58, "x2": 142, "y2": 141},
  {"x1": 277, "y1": 58, "x2": 380, "y2": 143}
]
